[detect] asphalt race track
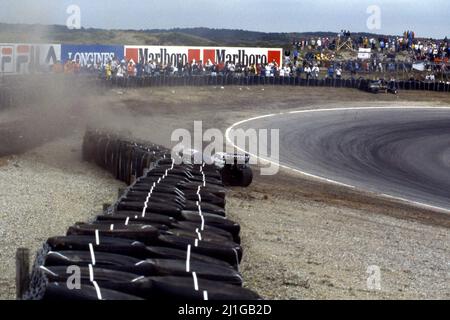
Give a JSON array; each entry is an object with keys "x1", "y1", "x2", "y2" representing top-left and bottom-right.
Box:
[{"x1": 230, "y1": 107, "x2": 450, "y2": 212}]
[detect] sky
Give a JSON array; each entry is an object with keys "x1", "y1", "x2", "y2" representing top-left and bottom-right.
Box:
[{"x1": 0, "y1": 0, "x2": 448, "y2": 38}]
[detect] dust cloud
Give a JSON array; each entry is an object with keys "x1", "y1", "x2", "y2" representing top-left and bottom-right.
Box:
[{"x1": 0, "y1": 74, "x2": 146, "y2": 157}]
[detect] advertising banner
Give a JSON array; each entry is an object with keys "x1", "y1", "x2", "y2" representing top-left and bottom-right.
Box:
[
  {"x1": 412, "y1": 62, "x2": 425, "y2": 71},
  {"x1": 0, "y1": 44, "x2": 15, "y2": 74},
  {"x1": 0, "y1": 43, "x2": 61, "y2": 74},
  {"x1": 1, "y1": 44, "x2": 284, "y2": 73},
  {"x1": 357, "y1": 48, "x2": 372, "y2": 60},
  {"x1": 124, "y1": 45, "x2": 283, "y2": 67},
  {"x1": 61, "y1": 44, "x2": 124, "y2": 67}
]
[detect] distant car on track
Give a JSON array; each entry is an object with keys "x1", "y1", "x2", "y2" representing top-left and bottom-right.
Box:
[{"x1": 367, "y1": 79, "x2": 398, "y2": 94}]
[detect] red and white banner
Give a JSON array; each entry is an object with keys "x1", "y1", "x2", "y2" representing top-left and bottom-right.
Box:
[{"x1": 125, "y1": 45, "x2": 282, "y2": 67}]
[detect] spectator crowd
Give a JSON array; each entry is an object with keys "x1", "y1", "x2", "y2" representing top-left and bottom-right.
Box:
[
  {"x1": 53, "y1": 30, "x2": 449, "y2": 82},
  {"x1": 289, "y1": 30, "x2": 449, "y2": 80},
  {"x1": 292, "y1": 30, "x2": 449, "y2": 60}
]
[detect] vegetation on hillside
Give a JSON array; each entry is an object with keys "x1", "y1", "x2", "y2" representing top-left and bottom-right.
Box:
[{"x1": 0, "y1": 23, "x2": 402, "y2": 49}]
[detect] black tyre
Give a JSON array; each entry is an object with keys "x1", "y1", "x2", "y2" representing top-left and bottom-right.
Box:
[
  {"x1": 238, "y1": 167, "x2": 253, "y2": 187},
  {"x1": 66, "y1": 223, "x2": 160, "y2": 244},
  {"x1": 42, "y1": 282, "x2": 143, "y2": 300}
]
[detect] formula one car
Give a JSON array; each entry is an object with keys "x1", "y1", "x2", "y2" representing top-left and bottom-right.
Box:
[
  {"x1": 367, "y1": 80, "x2": 398, "y2": 94},
  {"x1": 212, "y1": 152, "x2": 253, "y2": 187},
  {"x1": 178, "y1": 149, "x2": 253, "y2": 187}
]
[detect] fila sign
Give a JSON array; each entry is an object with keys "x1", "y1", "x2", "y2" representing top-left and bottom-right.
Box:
[{"x1": 0, "y1": 44, "x2": 61, "y2": 74}]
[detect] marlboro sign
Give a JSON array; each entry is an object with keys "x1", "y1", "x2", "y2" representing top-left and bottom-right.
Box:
[{"x1": 125, "y1": 45, "x2": 282, "y2": 67}]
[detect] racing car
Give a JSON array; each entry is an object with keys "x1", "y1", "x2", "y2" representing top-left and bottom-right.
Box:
[
  {"x1": 181, "y1": 149, "x2": 253, "y2": 187},
  {"x1": 212, "y1": 152, "x2": 253, "y2": 187},
  {"x1": 367, "y1": 79, "x2": 398, "y2": 94}
]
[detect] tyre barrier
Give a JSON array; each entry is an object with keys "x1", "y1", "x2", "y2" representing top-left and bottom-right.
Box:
[
  {"x1": 24, "y1": 130, "x2": 260, "y2": 300},
  {"x1": 98, "y1": 75, "x2": 450, "y2": 93}
]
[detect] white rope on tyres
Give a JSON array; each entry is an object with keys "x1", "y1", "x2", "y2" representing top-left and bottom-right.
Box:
[
  {"x1": 87, "y1": 247, "x2": 102, "y2": 300},
  {"x1": 89, "y1": 243, "x2": 96, "y2": 266},
  {"x1": 186, "y1": 244, "x2": 191, "y2": 272},
  {"x1": 47, "y1": 252, "x2": 70, "y2": 261},
  {"x1": 131, "y1": 276, "x2": 145, "y2": 282},
  {"x1": 176, "y1": 161, "x2": 210, "y2": 299},
  {"x1": 92, "y1": 281, "x2": 103, "y2": 300},
  {"x1": 192, "y1": 272, "x2": 199, "y2": 291},
  {"x1": 196, "y1": 166, "x2": 206, "y2": 234},
  {"x1": 197, "y1": 204, "x2": 205, "y2": 231},
  {"x1": 200, "y1": 215, "x2": 205, "y2": 231},
  {"x1": 39, "y1": 266, "x2": 58, "y2": 277},
  {"x1": 141, "y1": 181, "x2": 158, "y2": 217},
  {"x1": 95, "y1": 229, "x2": 100, "y2": 246},
  {"x1": 195, "y1": 228, "x2": 202, "y2": 241},
  {"x1": 233, "y1": 248, "x2": 240, "y2": 272},
  {"x1": 88, "y1": 264, "x2": 94, "y2": 282},
  {"x1": 141, "y1": 192, "x2": 151, "y2": 217},
  {"x1": 141, "y1": 203, "x2": 148, "y2": 218}
]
